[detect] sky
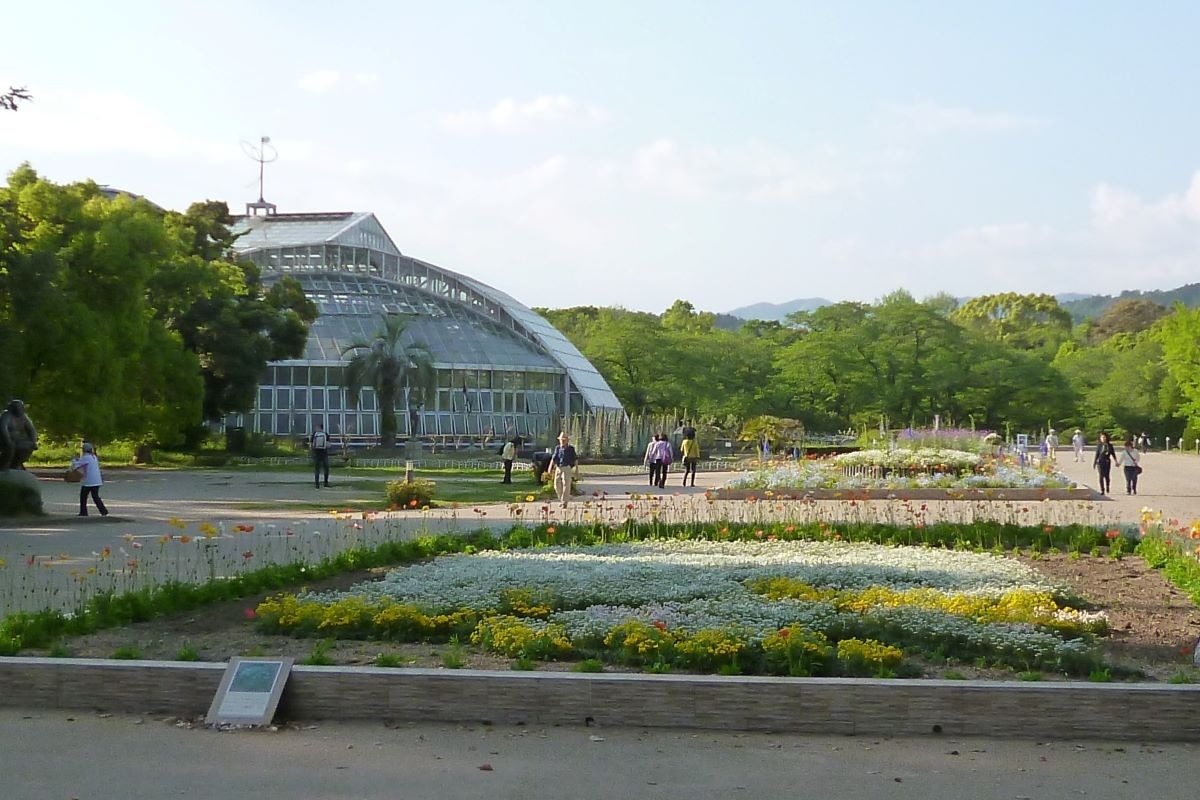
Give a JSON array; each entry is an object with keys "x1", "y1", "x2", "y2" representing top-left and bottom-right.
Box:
[{"x1": 4, "y1": 1, "x2": 1200, "y2": 314}]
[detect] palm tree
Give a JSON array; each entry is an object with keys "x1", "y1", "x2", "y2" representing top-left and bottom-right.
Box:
[{"x1": 341, "y1": 314, "x2": 436, "y2": 449}]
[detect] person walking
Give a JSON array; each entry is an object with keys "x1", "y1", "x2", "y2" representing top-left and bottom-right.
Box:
[
  {"x1": 1044, "y1": 428, "x2": 1059, "y2": 463},
  {"x1": 1093, "y1": 432, "x2": 1116, "y2": 495},
  {"x1": 549, "y1": 432, "x2": 578, "y2": 507},
  {"x1": 311, "y1": 423, "x2": 331, "y2": 488},
  {"x1": 680, "y1": 432, "x2": 700, "y2": 487},
  {"x1": 500, "y1": 438, "x2": 516, "y2": 484},
  {"x1": 1119, "y1": 438, "x2": 1142, "y2": 495},
  {"x1": 71, "y1": 442, "x2": 108, "y2": 517},
  {"x1": 1071, "y1": 429, "x2": 1085, "y2": 462},
  {"x1": 652, "y1": 434, "x2": 672, "y2": 489},
  {"x1": 643, "y1": 435, "x2": 660, "y2": 487}
]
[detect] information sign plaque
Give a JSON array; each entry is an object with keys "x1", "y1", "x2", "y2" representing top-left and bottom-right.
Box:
[{"x1": 205, "y1": 657, "x2": 293, "y2": 727}]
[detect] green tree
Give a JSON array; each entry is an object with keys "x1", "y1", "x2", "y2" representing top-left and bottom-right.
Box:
[
  {"x1": 1087, "y1": 298, "x2": 1169, "y2": 343},
  {"x1": 158, "y1": 201, "x2": 317, "y2": 422},
  {"x1": 952, "y1": 292, "x2": 1072, "y2": 353},
  {"x1": 0, "y1": 165, "x2": 201, "y2": 443},
  {"x1": 1158, "y1": 305, "x2": 1200, "y2": 439},
  {"x1": 341, "y1": 314, "x2": 436, "y2": 447},
  {"x1": 661, "y1": 299, "x2": 716, "y2": 333}
]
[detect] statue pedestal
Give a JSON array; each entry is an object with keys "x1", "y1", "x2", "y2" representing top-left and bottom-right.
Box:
[{"x1": 0, "y1": 469, "x2": 44, "y2": 516}]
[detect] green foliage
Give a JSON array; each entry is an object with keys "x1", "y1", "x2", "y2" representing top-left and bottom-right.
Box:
[
  {"x1": 441, "y1": 636, "x2": 466, "y2": 668},
  {"x1": 111, "y1": 646, "x2": 142, "y2": 660},
  {"x1": 300, "y1": 639, "x2": 336, "y2": 666},
  {"x1": 374, "y1": 652, "x2": 409, "y2": 668},
  {"x1": 0, "y1": 167, "x2": 315, "y2": 446},
  {"x1": 386, "y1": 478, "x2": 435, "y2": 509},
  {"x1": 952, "y1": 292, "x2": 1072, "y2": 353},
  {"x1": 1136, "y1": 534, "x2": 1200, "y2": 606},
  {"x1": 573, "y1": 658, "x2": 604, "y2": 673},
  {"x1": 174, "y1": 643, "x2": 200, "y2": 661}
]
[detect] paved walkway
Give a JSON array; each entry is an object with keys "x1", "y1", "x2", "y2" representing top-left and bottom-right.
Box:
[{"x1": 0, "y1": 710, "x2": 1193, "y2": 800}]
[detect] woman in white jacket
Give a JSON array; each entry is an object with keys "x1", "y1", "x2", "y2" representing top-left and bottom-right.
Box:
[
  {"x1": 71, "y1": 442, "x2": 108, "y2": 516},
  {"x1": 1118, "y1": 438, "x2": 1141, "y2": 496}
]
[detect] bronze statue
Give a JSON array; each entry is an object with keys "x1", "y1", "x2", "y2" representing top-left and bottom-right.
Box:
[{"x1": 0, "y1": 399, "x2": 38, "y2": 470}]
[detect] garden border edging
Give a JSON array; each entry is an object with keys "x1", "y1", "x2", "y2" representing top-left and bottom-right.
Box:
[{"x1": 3, "y1": 657, "x2": 1199, "y2": 740}]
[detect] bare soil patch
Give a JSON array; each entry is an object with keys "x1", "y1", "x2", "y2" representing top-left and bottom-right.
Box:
[
  {"x1": 1020, "y1": 553, "x2": 1200, "y2": 680},
  {"x1": 36, "y1": 553, "x2": 1200, "y2": 681}
]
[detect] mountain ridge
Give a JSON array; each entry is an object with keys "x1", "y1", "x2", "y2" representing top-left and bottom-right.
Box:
[{"x1": 723, "y1": 284, "x2": 1200, "y2": 323}]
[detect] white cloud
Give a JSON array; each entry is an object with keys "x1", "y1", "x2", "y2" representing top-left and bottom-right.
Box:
[
  {"x1": 885, "y1": 100, "x2": 1045, "y2": 136},
  {"x1": 298, "y1": 70, "x2": 341, "y2": 93},
  {"x1": 438, "y1": 95, "x2": 608, "y2": 135},
  {"x1": 629, "y1": 138, "x2": 856, "y2": 201},
  {"x1": 914, "y1": 172, "x2": 1200, "y2": 294}
]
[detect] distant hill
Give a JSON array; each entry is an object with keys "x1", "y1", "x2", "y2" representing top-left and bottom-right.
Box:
[
  {"x1": 726, "y1": 297, "x2": 831, "y2": 322},
  {"x1": 1060, "y1": 283, "x2": 1200, "y2": 323}
]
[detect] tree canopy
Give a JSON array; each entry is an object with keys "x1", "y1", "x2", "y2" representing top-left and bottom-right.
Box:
[{"x1": 0, "y1": 165, "x2": 316, "y2": 445}]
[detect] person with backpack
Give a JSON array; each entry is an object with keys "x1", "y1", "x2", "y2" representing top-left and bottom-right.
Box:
[{"x1": 311, "y1": 422, "x2": 330, "y2": 488}]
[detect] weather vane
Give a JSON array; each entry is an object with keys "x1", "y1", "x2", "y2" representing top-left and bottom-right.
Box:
[{"x1": 241, "y1": 135, "x2": 278, "y2": 216}]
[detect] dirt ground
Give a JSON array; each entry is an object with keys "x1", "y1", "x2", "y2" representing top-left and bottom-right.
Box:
[{"x1": 48, "y1": 550, "x2": 1200, "y2": 682}]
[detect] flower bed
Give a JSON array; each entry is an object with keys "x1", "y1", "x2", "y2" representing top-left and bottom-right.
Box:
[
  {"x1": 723, "y1": 451, "x2": 1075, "y2": 494},
  {"x1": 256, "y1": 536, "x2": 1109, "y2": 677}
]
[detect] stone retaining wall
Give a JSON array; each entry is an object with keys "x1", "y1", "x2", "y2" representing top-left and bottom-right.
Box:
[{"x1": 4, "y1": 658, "x2": 1199, "y2": 740}]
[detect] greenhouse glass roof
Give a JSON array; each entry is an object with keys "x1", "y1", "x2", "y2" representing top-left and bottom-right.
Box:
[{"x1": 230, "y1": 212, "x2": 623, "y2": 409}]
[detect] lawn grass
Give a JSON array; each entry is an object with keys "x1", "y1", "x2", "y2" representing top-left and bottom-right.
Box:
[{"x1": 230, "y1": 470, "x2": 548, "y2": 509}]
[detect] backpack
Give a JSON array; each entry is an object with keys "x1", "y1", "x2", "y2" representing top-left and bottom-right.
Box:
[{"x1": 313, "y1": 431, "x2": 327, "y2": 449}]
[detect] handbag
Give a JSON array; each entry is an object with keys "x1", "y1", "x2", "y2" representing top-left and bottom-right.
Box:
[
  {"x1": 1135, "y1": 465, "x2": 1143, "y2": 475},
  {"x1": 64, "y1": 464, "x2": 85, "y2": 483}
]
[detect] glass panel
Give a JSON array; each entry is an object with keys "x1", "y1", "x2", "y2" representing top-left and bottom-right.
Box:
[
  {"x1": 438, "y1": 413, "x2": 452, "y2": 434},
  {"x1": 466, "y1": 415, "x2": 480, "y2": 435},
  {"x1": 343, "y1": 414, "x2": 358, "y2": 435},
  {"x1": 452, "y1": 414, "x2": 465, "y2": 435},
  {"x1": 256, "y1": 413, "x2": 270, "y2": 433},
  {"x1": 362, "y1": 389, "x2": 377, "y2": 412},
  {"x1": 275, "y1": 389, "x2": 290, "y2": 409},
  {"x1": 292, "y1": 366, "x2": 308, "y2": 386},
  {"x1": 294, "y1": 389, "x2": 307, "y2": 410},
  {"x1": 275, "y1": 413, "x2": 288, "y2": 433},
  {"x1": 329, "y1": 389, "x2": 342, "y2": 411},
  {"x1": 311, "y1": 389, "x2": 324, "y2": 410},
  {"x1": 362, "y1": 414, "x2": 376, "y2": 435},
  {"x1": 479, "y1": 392, "x2": 493, "y2": 412},
  {"x1": 275, "y1": 368, "x2": 292, "y2": 387},
  {"x1": 258, "y1": 387, "x2": 273, "y2": 410}
]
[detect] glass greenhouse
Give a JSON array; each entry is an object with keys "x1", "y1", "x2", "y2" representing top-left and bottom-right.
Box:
[{"x1": 227, "y1": 211, "x2": 623, "y2": 448}]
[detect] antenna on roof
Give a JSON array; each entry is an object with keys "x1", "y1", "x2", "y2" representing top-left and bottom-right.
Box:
[{"x1": 241, "y1": 135, "x2": 278, "y2": 216}]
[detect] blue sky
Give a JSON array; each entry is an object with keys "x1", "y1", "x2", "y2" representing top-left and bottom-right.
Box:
[{"x1": 4, "y1": 2, "x2": 1200, "y2": 313}]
